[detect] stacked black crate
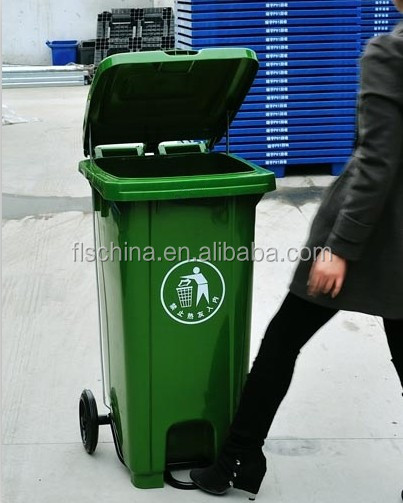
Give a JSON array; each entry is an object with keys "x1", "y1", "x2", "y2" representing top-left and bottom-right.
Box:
[
  {"x1": 94, "y1": 11, "x2": 112, "y2": 66},
  {"x1": 94, "y1": 8, "x2": 175, "y2": 68}
]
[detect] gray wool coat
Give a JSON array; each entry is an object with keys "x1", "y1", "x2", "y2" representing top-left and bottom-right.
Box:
[{"x1": 290, "y1": 21, "x2": 403, "y2": 320}]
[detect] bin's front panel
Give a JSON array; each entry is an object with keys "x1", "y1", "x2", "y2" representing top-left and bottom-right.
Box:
[{"x1": 96, "y1": 194, "x2": 259, "y2": 487}]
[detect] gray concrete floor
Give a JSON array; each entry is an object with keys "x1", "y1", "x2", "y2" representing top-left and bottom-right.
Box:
[{"x1": 2, "y1": 87, "x2": 403, "y2": 503}]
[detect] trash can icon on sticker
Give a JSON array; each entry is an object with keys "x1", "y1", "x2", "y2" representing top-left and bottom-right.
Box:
[{"x1": 161, "y1": 259, "x2": 225, "y2": 325}]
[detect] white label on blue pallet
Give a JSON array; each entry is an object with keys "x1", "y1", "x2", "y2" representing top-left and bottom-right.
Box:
[
  {"x1": 266, "y1": 11, "x2": 288, "y2": 16},
  {"x1": 266, "y1": 119, "x2": 289, "y2": 124},
  {"x1": 266, "y1": 54, "x2": 289, "y2": 59},
  {"x1": 266, "y1": 19, "x2": 288, "y2": 25},
  {"x1": 266, "y1": 45, "x2": 289, "y2": 50},
  {"x1": 266, "y1": 160, "x2": 287, "y2": 165},
  {"x1": 265, "y1": 103, "x2": 288, "y2": 108},
  {"x1": 266, "y1": 87, "x2": 289, "y2": 92},
  {"x1": 266, "y1": 128, "x2": 289, "y2": 133},
  {"x1": 266, "y1": 79, "x2": 289, "y2": 84},
  {"x1": 266, "y1": 28, "x2": 289, "y2": 33},
  {"x1": 266, "y1": 3, "x2": 288, "y2": 7},
  {"x1": 266, "y1": 37, "x2": 288, "y2": 42},
  {"x1": 266, "y1": 111, "x2": 288, "y2": 116},
  {"x1": 266, "y1": 62, "x2": 289, "y2": 66},
  {"x1": 268, "y1": 143, "x2": 290, "y2": 148},
  {"x1": 266, "y1": 70, "x2": 289, "y2": 75},
  {"x1": 267, "y1": 136, "x2": 289, "y2": 141},
  {"x1": 266, "y1": 95, "x2": 289, "y2": 101}
]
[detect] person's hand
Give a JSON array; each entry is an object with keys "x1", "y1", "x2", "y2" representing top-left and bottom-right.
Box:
[{"x1": 307, "y1": 250, "x2": 347, "y2": 298}]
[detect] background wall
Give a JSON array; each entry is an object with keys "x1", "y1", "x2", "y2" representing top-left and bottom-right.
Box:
[{"x1": 2, "y1": 0, "x2": 161, "y2": 65}]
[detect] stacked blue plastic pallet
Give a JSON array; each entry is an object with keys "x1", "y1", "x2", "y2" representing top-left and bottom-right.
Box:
[
  {"x1": 361, "y1": 0, "x2": 402, "y2": 50},
  {"x1": 175, "y1": 0, "x2": 362, "y2": 177}
]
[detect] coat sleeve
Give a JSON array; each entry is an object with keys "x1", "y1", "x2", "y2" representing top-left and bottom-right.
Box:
[{"x1": 325, "y1": 35, "x2": 403, "y2": 261}]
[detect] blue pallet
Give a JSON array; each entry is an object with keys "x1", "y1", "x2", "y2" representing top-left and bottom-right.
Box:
[
  {"x1": 239, "y1": 107, "x2": 356, "y2": 117},
  {"x1": 178, "y1": 17, "x2": 361, "y2": 29},
  {"x1": 260, "y1": 158, "x2": 349, "y2": 165},
  {"x1": 263, "y1": 59, "x2": 359, "y2": 68},
  {"x1": 258, "y1": 158, "x2": 349, "y2": 176},
  {"x1": 228, "y1": 133, "x2": 354, "y2": 141},
  {"x1": 235, "y1": 117, "x2": 356, "y2": 126},
  {"x1": 362, "y1": 10, "x2": 401, "y2": 14},
  {"x1": 243, "y1": 98, "x2": 357, "y2": 108},
  {"x1": 176, "y1": 34, "x2": 361, "y2": 44},
  {"x1": 177, "y1": 41, "x2": 361, "y2": 57},
  {"x1": 177, "y1": 41, "x2": 362, "y2": 51},
  {"x1": 248, "y1": 83, "x2": 358, "y2": 92},
  {"x1": 215, "y1": 148, "x2": 354, "y2": 158},
  {"x1": 261, "y1": 67, "x2": 359, "y2": 76},
  {"x1": 248, "y1": 50, "x2": 360, "y2": 59},
  {"x1": 177, "y1": 1, "x2": 361, "y2": 11},
  {"x1": 177, "y1": 0, "x2": 359, "y2": 6},
  {"x1": 177, "y1": 9, "x2": 360, "y2": 20},
  {"x1": 361, "y1": 20, "x2": 400, "y2": 24},
  {"x1": 177, "y1": 25, "x2": 361, "y2": 36},
  {"x1": 259, "y1": 75, "x2": 359, "y2": 84},
  {"x1": 265, "y1": 148, "x2": 354, "y2": 157},
  {"x1": 244, "y1": 99, "x2": 356, "y2": 107},
  {"x1": 179, "y1": 0, "x2": 359, "y2": 3},
  {"x1": 262, "y1": 60, "x2": 358, "y2": 68},
  {"x1": 242, "y1": 104, "x2": 356, "y2": 114},
  {"x1": 230, "y1": 125, "x2": 355, "y2": 134},
  {"x1": 216, "y1": 140, "x2": 354, "y2": 151},
  {"x1": 245, "y1": 95, "x2": 358, "y2": 103}
]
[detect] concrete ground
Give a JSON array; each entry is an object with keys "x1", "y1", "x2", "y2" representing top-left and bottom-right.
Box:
[{"x1": 2, "y1": 87, "x2": 403, "y2": 503}]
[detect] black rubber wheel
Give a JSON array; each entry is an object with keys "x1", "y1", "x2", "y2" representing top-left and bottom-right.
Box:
[
  {"x1": 401, "y1": 489, "x2": 403, "y2": 501},
  {"x1": 79, "y1": 389, "x2": 99, "y2": 454}
]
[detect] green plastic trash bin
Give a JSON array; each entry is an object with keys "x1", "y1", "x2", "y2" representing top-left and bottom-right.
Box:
[{"x1": 78, "y1": 48, "x2": 276, "y2": 490}]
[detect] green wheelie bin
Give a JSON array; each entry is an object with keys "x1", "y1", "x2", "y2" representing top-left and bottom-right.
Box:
[{"x1": 78, "y1": 48, "x2": 276, "y2": 490}]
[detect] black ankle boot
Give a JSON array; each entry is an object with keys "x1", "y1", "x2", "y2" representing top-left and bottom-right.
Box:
[{"x1": 190, "y1": 442, "x2": 266, "y2": 500}]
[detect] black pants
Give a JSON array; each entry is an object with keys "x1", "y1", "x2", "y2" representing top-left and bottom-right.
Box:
[{"x1": 229, "y1": 292, "x2": 403, "y2": 447}]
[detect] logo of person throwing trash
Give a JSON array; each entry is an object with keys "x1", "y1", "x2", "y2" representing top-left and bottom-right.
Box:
[{"x1": 161, "y1": 260, "x2": 225, "y2": 325}]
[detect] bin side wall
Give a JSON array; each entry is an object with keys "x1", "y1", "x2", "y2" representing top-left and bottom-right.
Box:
[{"x1": 96, "y1": 195, "x2": 259, "y2": 481}]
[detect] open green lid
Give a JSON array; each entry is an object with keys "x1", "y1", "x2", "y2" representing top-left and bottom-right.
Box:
[{"x1": 83, "y1": 48, "x2": 259, "y2": 157}]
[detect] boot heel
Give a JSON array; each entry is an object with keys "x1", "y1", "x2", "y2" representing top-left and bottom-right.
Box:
[
  {"x1": 246, "y1": 492, "x2": 257, "y2": 501},
  {"x1": 232, "y1": 454, "x2": 266, "y2": 496}
]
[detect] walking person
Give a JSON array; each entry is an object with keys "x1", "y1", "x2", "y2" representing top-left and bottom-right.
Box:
[{"x1": 190, "y1": 4, "x2": 403, "y2": 499}]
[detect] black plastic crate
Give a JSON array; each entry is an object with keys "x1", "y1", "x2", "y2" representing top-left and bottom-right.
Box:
[
  {"x1": 78, "y1": 40, "x2": 96, "y2": 65},
  {"x1": 94, "y1": 7, "x2": 175, "y2": 66},
  {"x1": 107, "y1": 47, "x2": 130, "y2": 56}
]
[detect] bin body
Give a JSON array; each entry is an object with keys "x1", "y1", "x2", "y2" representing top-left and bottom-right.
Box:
[
  {"x1": 46, "y1": 40, "x2": 78, "y2": 65},
  {"x1": 92, "y1": 189, "x2": 259, "y2": 488},
  {"x1": 79, "y1": 49, "x2": 276, "y2": 489}
]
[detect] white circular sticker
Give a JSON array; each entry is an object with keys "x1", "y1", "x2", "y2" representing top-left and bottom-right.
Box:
[{"x1": 160, "y1": 259, "x2": 225, "y2": 325}]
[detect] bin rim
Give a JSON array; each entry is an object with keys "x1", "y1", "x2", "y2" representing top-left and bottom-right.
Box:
[{"x1": 79, "y1": 152, "x2": 276, "y2": 202}]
